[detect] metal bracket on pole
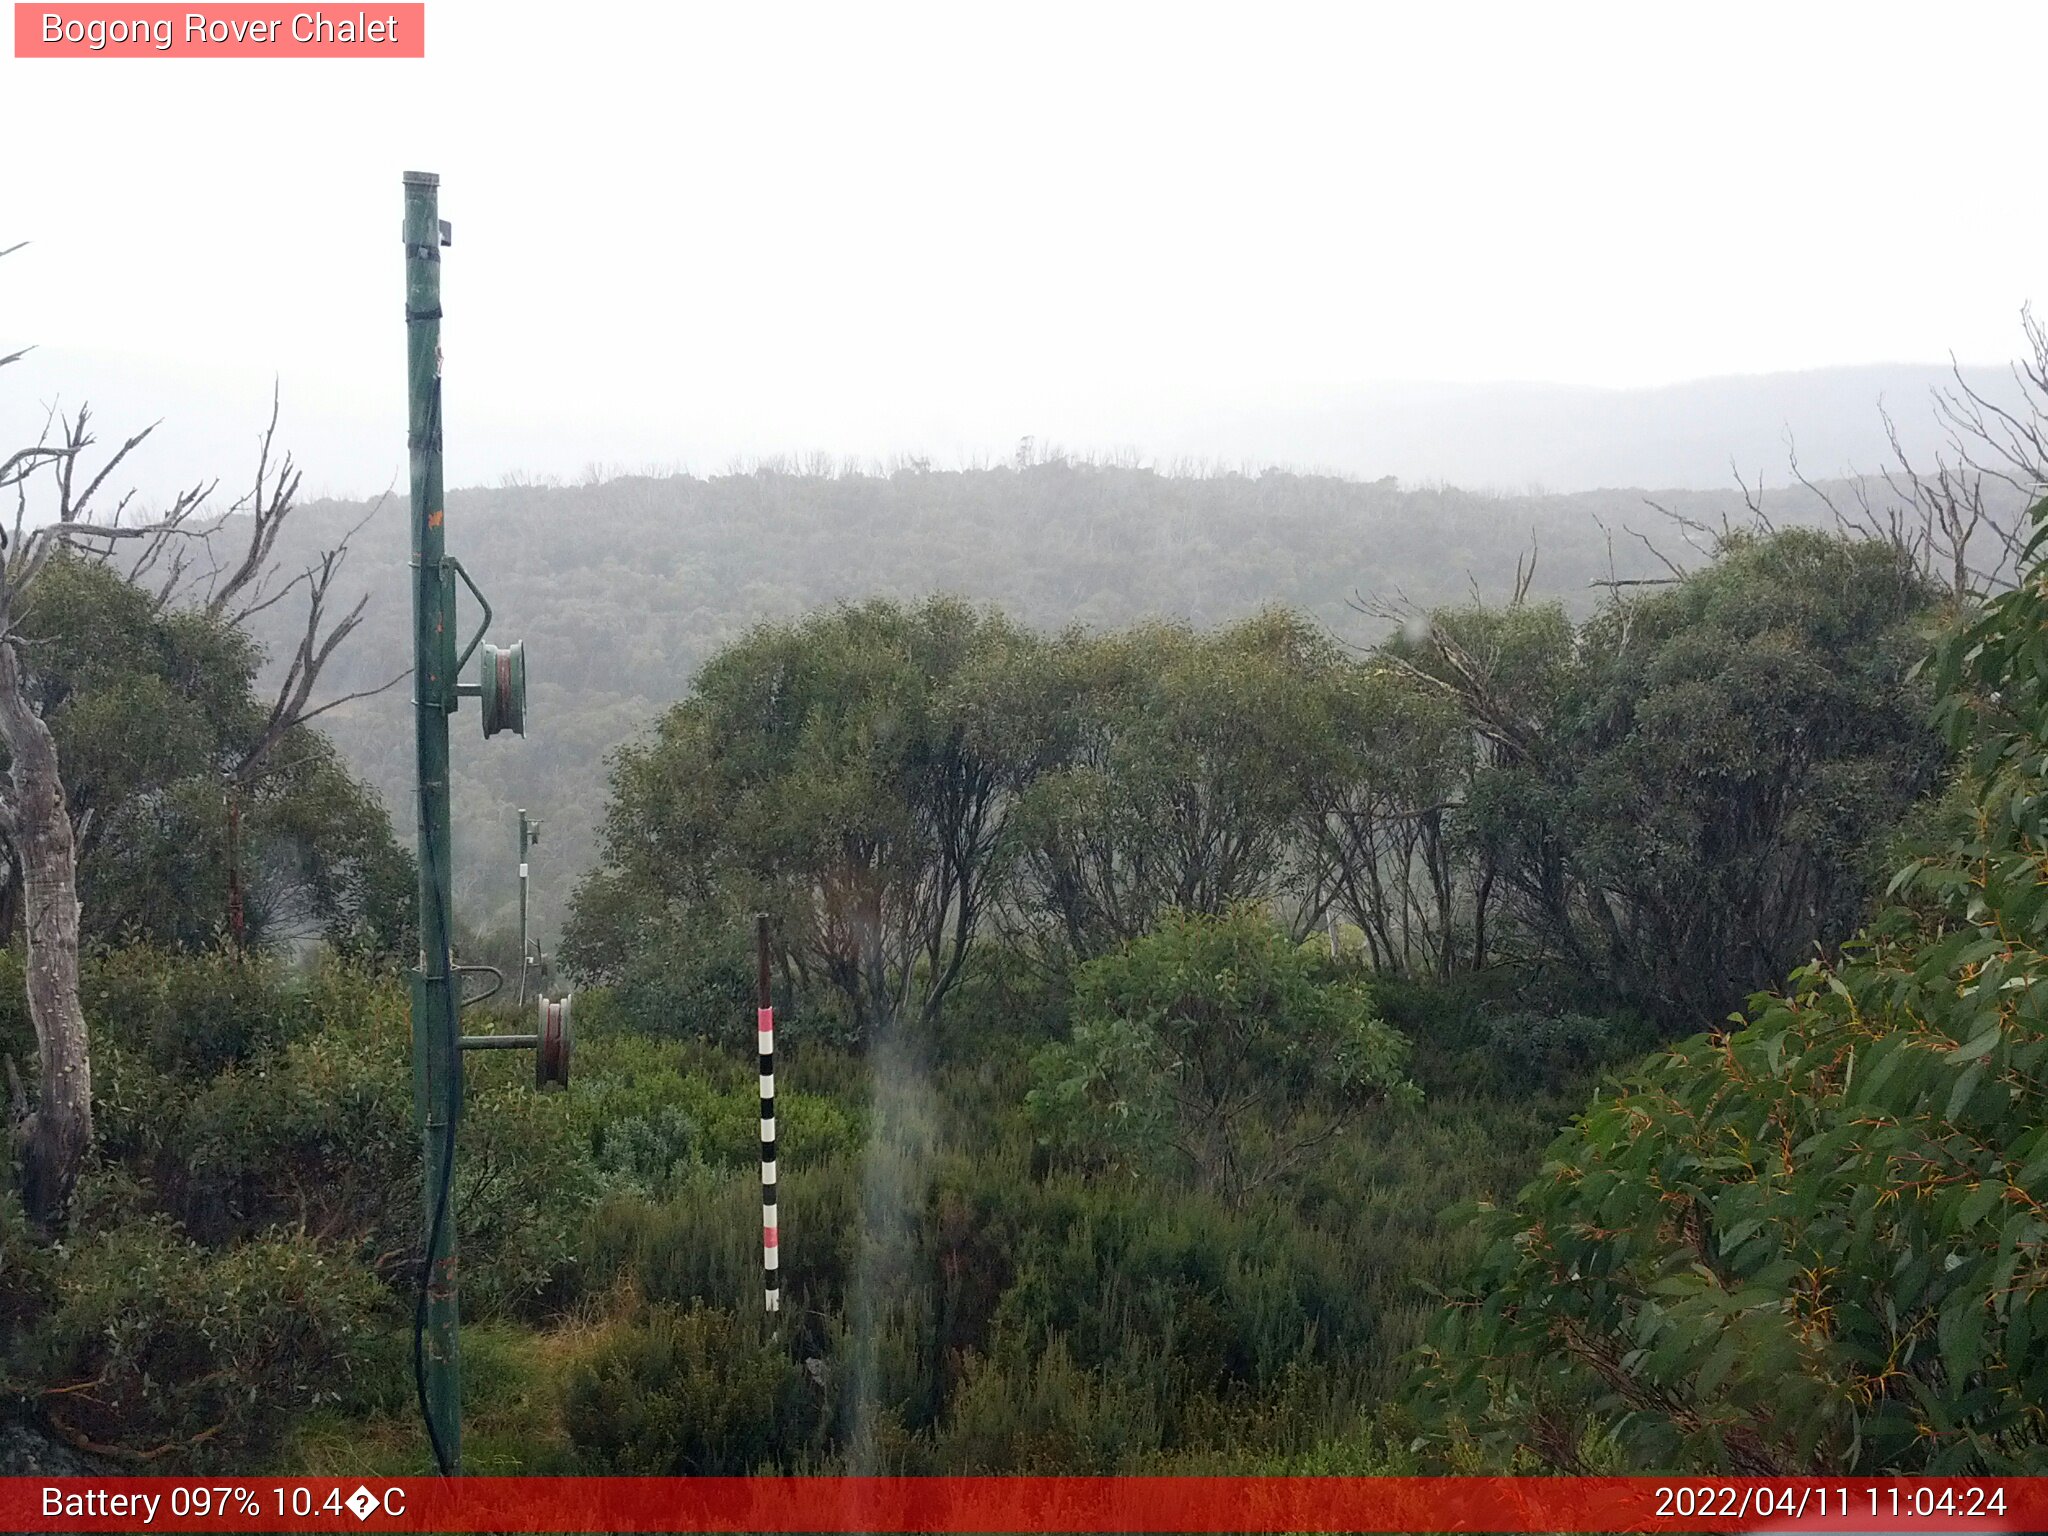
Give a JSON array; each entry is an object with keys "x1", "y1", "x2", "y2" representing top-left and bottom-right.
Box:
[
  {"x1": 459, "y1": 994, "x2": 572, "y2": 1090},
  {"x1": 444, "y1": 558, "x2": 493, "y2": 678},
  {"x1": 454, "y1": 962, "x2": 504, "y2": 1008}
]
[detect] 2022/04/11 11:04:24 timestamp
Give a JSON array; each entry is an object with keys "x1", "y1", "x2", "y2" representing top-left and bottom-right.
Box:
[{"x1": 1652, "y1": 1484, "x2": 2011, "y2": 1522}]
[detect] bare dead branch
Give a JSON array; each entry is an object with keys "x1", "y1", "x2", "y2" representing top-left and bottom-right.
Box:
[
  {"x1": 1511, "y1": 534, "x2": 1538, "y2": 606},
  {"x1": 0, "y1": 444, "x2": 67, "y2": 491},
  {"x1": 205, "y1": 382, "x2": 303, "y2": 618},
  {"x1": 55, "y1": 408, "x2": 161, "y2": 526},
  {"x1": 1622, "y1": 523, "x2": 1688, "y2": 581},
  {"x1": 1638, "y1": 499, "x2": 1719, "y2": 564},
  {"x1": 1729, "y1": 459, "x2": 1776, "y2": 534}
]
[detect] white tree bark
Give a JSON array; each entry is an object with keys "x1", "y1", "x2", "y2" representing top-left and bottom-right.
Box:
[{"x1": 0, "y1": 638, "x2": 90, "y2": 1225}]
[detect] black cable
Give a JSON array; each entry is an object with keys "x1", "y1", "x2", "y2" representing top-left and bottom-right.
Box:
[
  {"x1": 413, "y1": 1090, "x2": 458, "y2": 1474},
  {"x1": 412, "y1": 807, "x2": 458, "y2": 1473},
  {"x1": 408, "y1": 369, "x2": 459, "y2": 1478}
]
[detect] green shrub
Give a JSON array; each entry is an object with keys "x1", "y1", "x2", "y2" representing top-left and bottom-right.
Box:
[
  {"x1": 575, "y1": 1030, "x2": 862, "y2": 1179},
  {"x1": 592, "y1": 1105, "x2": 706, "y2": 1194},
  {"x1": 929, "y1": 942, "x2": 1070, "y2": 1068},
  {"x1": 562, "y1": 1303, "x2": 823, "y2": 1472},
  {"x1": 1371, "y1": 971, "x2": 1650, "y2": 1099},
  {"x1": 26, "y1": 1219, "x2": 386, "y2": 1466},
  {"x1": 577, "y1": 1087, "x2": 1394, "y2": 1470},
  {"x1": 458, "y1": 1050, "x2": 604, "y2": 1318},
  {"x1": 581, "y1": 1153, "x2": 860, "y2": 1328},
  {"x1": 580, "y1": 1176, "x2": 766, "y2": 1318},
  {"x1": 603, "y1": 923, "x2": 756, "y2": 1044},
  {"x1": 936, "y1": 1337, "x2": 1162, "y2": 1472},
  {"x1": 1479, "y1": 1009, "x2": 1623, "y2": 1091},
  {"x1": 983, "y1": 1172, "x2": 1369, "y2": 1395},
  {"x1": 1028, "y1": 909, "x2": 1417, "y2": 1200},
  {"x1": 921, "y1": 1165, "x2": 1379, "y2": 1470},
  {"x1": 81, "y1": 954, "x2": 595, "y2": 1318},
  {"x1": 136, "y1": 1021, "x2": 415, "y2": 1255},
  {"x1": 80, "y1": 946, "x2": 309, "y2": 1078},
  {"x1": 0, "y1": 1181, "x2": 57, "y2": 1377}
]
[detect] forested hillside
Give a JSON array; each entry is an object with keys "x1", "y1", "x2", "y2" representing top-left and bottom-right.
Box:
[
  {"x1": 247, "y1": 461, "x2": 1914, "y2": 941},
  {"x1": 12, "y1": 315, "x2": 2047, "y2": 1477},
  {"x1": 13, "y1": 492, "x2": 2048, "y2": 1475},
  {"x1": 12, "y1": 353, "x2": 2048, "y2": 1475}
]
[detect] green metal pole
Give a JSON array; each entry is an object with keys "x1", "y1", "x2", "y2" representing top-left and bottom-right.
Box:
[{"x1": 404, "y1": 169, "x2": 462, "y2": 1474}]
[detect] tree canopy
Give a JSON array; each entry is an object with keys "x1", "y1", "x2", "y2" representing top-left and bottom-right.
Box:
[
  {"x1": 568, "y1": 531, "x2": 1945, "y2": 1044},
  {"x1": 1398, "y1": 529, "x2": 1944, "y2": 1023},
  {"x1": 1027, "y1": 908, "x2": 1418, "y2": 1203},
  {"x1": 565, "y1": 597, "x2": 1034, "y2": 1038},
  {"x1": 19, "y1": 554, "x2": 413, "y2": 959},
  {"x1": 1415, "y1": 512, "x2": 2048, "y2": 1474}
]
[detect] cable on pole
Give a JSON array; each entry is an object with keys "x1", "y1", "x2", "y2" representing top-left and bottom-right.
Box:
[{"x1": 412, "y1": 807, "x2": 459, "y2": 1477}]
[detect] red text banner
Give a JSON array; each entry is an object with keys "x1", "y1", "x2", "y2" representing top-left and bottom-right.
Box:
[
  {"x1": 14, "y1": 4, "x2": 424, "y2": 57},
  {"x1": 2, "y1": 1477, "x2": 2044, "y2": 1533}
]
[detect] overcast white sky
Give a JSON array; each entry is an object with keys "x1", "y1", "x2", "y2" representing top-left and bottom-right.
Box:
[{"x1": 3, "y1": 0, "x2": 2044, "y2": 500}]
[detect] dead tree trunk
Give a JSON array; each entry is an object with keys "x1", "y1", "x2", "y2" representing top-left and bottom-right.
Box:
[
  {"x1": 224, "y1": 787, "x2": 245, "y2": 948},
  {"x1": 0, "y1": 385, "x2": 397, "y2": 1223},
  {"x1": 0, "y1": 640, "x2": 89, "y2": 1226}
]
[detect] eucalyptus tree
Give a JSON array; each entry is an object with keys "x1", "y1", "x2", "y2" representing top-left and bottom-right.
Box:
[
  {"x1": 1385, "y1": 534, "x2": 1944, "y2": 1026},
  {"x1": 569, "y1": 597, "x2": 1037, "y2": 1039},
  {"x1": 26, "y1": 555, "x2": 413, "y2": 955},
  {"x1": 1419, "y1": 505, "x2": 2048, "y2": 1475},
  {"x1": 1298, "y1": 664, "x2": 1475, "y2": 977},
  {"x1": 3, "y1": 254, "x2": 390, "y2": 1222},
  {"x1": 1001, "y1": 610, "x2": 1344, "y2": 962},
  {"x1": 1549, "y1": 530, "x2": 1942, "y2": 1022}
]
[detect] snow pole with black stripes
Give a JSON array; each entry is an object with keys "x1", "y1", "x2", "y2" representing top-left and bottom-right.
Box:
[{"x1": 757, "y1": 913, "x2": 780, "y2": 1315}]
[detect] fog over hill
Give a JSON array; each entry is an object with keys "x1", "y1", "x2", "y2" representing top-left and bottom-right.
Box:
[
  {"x1": 1148, "y1": 364, "x2": 2028, "y2": 491},
  {"x1": 69, "y1": 351, "x2": 2035, "y2": 936},
  {"x1": 231, "y1": 437, "x2": 2004, "y2": 946},
  {"x1": 63, "y1": 344, "x2": 2019, "y2": 946},
  {"x1": 7, "y1": 354, "x2": 2027, "y2": 501}
]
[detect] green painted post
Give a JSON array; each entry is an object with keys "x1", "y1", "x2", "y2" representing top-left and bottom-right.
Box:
[
  {"x1": 404, "y1": 168, "x2": 462, "y2": 1474},
  {"x1": 516, "y1": 809, "x2": 538, "y2": 1006}
]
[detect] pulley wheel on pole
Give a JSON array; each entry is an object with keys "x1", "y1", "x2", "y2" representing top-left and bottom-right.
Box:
[
  {"x1": 536, "y1": 993, "x2": 572, "y2": 1090},
  {"x1": 481, "y1": 641, "x2": 526, "y2": 738}
]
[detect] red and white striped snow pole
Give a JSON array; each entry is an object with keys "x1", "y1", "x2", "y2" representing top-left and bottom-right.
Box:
[{"x1": 756, "y1": 913, "x2": 780, "y2": 1315}]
